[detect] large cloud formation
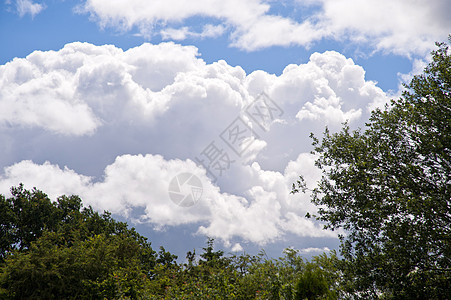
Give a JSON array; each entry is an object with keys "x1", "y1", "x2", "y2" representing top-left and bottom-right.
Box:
[
  {"x1": 0, "y1": 42, "x2": 385, "y2": 136},
  {"x1": 78, "y1": 0, "x2": 450, "y2": 55},
  {"x1": 0, "y1": 42, "x2": 387, "y2": 246}
]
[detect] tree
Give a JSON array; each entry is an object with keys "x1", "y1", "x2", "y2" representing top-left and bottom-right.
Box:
[
  {"x1": 199, "y1": 238, "x2": 226, "y2": 267},
  {"x1": 0, "y1": 185, "x2": 58, "y2": 260},
  {"x1": 0, "y1": 232, "x2": 154, "y2": 299},
  {"x1": 1, "y1": 186, "x2": 344, "y2": 300},
  {"x1": 0, "y1": 186, "x2": 158, "y2": 299},
  {"x1": 234, "y1": 248, "x2": 340, "y2": 300},
  {"x1": 293, "y1": 39, "x2": 451, "y2": 298},
  {"x1": 0, "y1": 184, "x2": 154, "y2": 262},
  {"x1": 295, "y1": 263, "x2": 330, "y2": 300}
]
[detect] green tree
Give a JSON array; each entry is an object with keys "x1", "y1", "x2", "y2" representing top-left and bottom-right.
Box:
[
  {"x1": 293, "y1": 39, "x2": 451, "y2": 298},
  {"x1": 234, "y1": 248, "x2": 340, "y2": 300},
  {"x1": 0, "y1": 184, "x2": 154, "y2": 262},
  {"x1": 294, "y1": 251, "x2": 341, "y2": 300},
  {"x1": 0, "y1": 186, "x2": 158, "y2": 299},
  {"x1": 0, "y1": 232, "x2": 153, "y2": 299},
  {"x1": 295, "y1": 263, "x2": 329, "y2": 300},
  {"x1": 199, "y1": 238, "x2": 227, "y2": 268},
  {"x1": 0, "y1": 185, "x2": 58, "y2": 259}
]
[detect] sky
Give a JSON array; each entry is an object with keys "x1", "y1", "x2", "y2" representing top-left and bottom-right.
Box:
[{"x1": 0, "y1": 0, "x2": 449, "y2": 259}]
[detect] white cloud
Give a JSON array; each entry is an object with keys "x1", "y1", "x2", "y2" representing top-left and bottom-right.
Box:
[
  {"x1": 0, "y1": 42, "x2": 387, "y2": 246},
  {"x1": 0, "y1": 160, "x2": 92, "y2": 199},
  {"x1": 311, "y1": 0, "x2": 451, "y2": 57},
  {"x1": 0, "y1": 42, "x2": 204, "y2": 135},
  {"x1": 0, "y1": 42, "x2": 385, "y2": 135},
  {"x1": 15, "y1": 0, "x2": 45, "y2": 18},
  {"x1": 161, "y1": 24, "x2": 226, "y2": 40},
  {"x1": 200, "y1": 24, "x2": 226, "y2": 38},
  {"x1": 0, "y1": 152, "x2": 334, "y2": 245},
  {"x1": 298, "y1": 247, "x2": 330, "y2": 254},
  {"x1": 0, "y1": 156, "x2": 208, "y2": 224},
  {"x1": 161, "y1": 27, "x2": 191, "y2": 41},
  {"x1": 231, "y1": 243, "x2": 244, "y2": 252},
  {"x1": 78, "y1": 0, "x2": 449, "y2": 55},
  {"x1": 267, "y1": 51, "x2": 387, "y2": 122}
]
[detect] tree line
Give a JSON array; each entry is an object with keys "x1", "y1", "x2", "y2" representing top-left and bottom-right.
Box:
[{"x1": 0, "y1": 184, "x2": 340, "y2": 299}]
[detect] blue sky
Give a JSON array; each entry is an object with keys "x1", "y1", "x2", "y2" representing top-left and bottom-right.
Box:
[
  {"x1": 1, "y1": 0, "x2": 416, "y2": 91},
  {"x1": 0, "y1": 0, "x2": 449, "y2": 259}
]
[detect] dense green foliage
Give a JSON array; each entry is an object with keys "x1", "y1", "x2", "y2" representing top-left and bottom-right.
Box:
[
  {"x1": 0, "y1": 184, "x2": 152, "y2": 262},
  {"x1": 293, "y1": 40, "x2": 451, "y2": 298},
  {"x1": 0, "y1": 184, "x2": 157, "y2": 299},
  {"x1": 0, "y1": 186, "x2": 340, "y2": 299}
]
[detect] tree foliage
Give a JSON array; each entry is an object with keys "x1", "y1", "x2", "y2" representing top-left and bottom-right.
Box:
[
  {"x1": 293, "y1": 39, "x2": 451, "y2": 298},
  {"x1": 0, "y1": 184, "x2": 157, "y2": 299},
  {"x1": 1, "y1": 232, "x2": 154, "y2": 299},
  {"x1": 149, "y1": 245, "x2": 340, "y2": 299},
  {"x1": 0, "y1": 184, "x2": 151, "y2": 261}
]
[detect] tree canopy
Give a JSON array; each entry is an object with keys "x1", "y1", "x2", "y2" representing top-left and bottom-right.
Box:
[
  {"x1": 0, "y1": 185, "x2": 340, "y2": 299},
  {"x1": 293, "y1": 39, "x2": 451, "y2": 298},
  {"x1": 0, "y1": 184, "x2": 157, "y2": 299}
]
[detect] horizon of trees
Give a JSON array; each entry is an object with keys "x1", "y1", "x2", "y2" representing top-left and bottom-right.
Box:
[{"x1": 0, "y1": 184, "x2": 341, "y2": 299}]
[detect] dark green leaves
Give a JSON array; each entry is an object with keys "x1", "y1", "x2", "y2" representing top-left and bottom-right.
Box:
[{"x1": 293, "y1": 38, "x2": 451, "y2": 298}]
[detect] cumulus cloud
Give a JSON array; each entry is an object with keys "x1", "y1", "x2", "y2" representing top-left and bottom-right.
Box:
[
  {"x1": 0, "y1": 42, "x2": 386, "y2": 136},
  {"x1": 0, "y1": 160, "x2": 92, "y2": 199},
  {"x1": 0, "y1": 153, "x2": 334, "y2": 245},
  {"x1": 0, "y1": 42, "x2": 204, "y2": 135},
  {"x1": 78, "y1": 0, "x2": 449, "y2": 55},
  {"x1": 267, "y1": 51, "x2": 387, "y2": 121},
  {"x1": 0, "y1": 42, "x2": 386, "y2": 246}
]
